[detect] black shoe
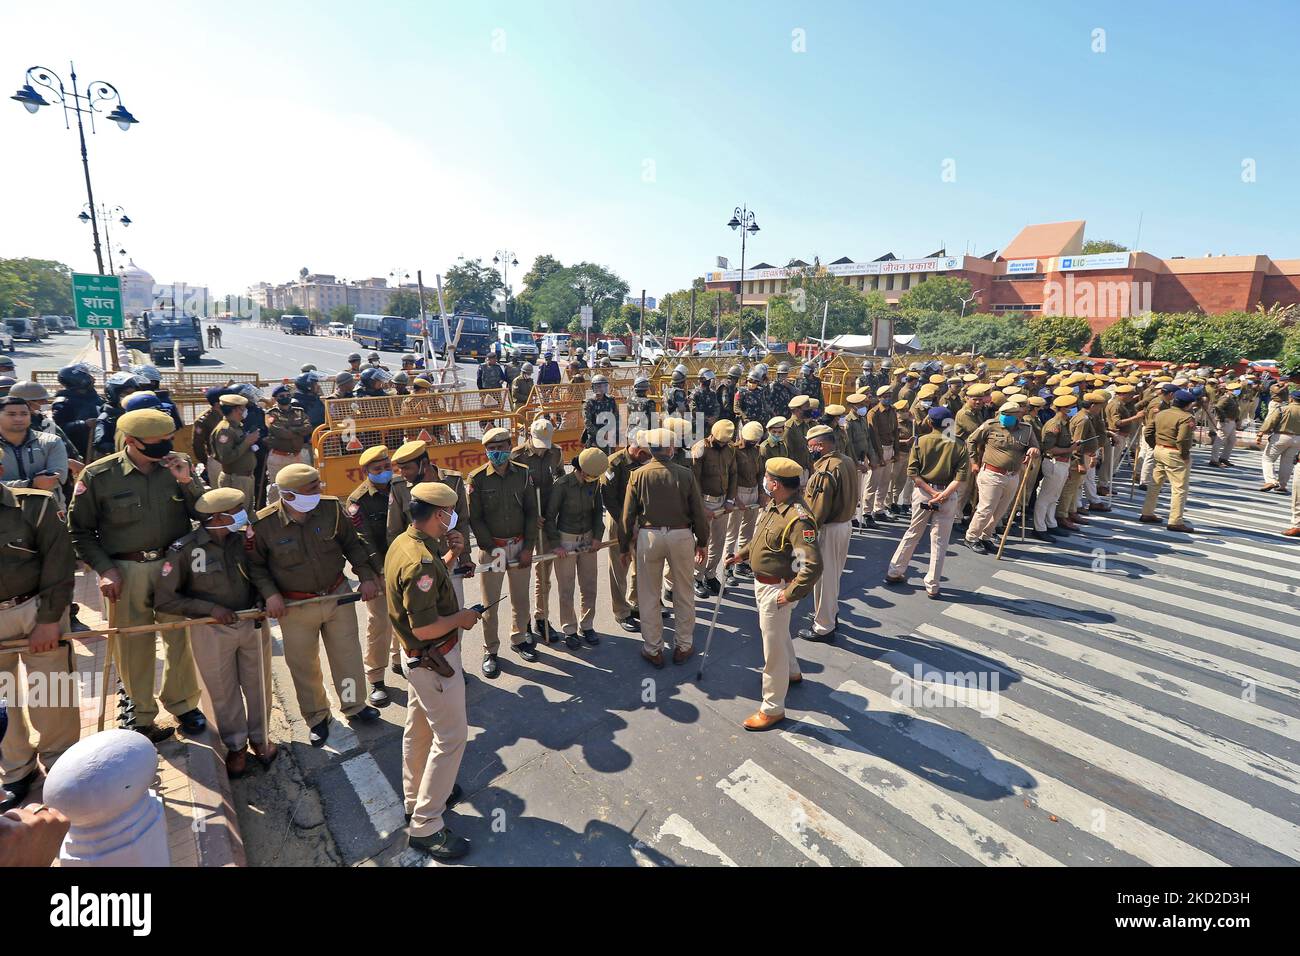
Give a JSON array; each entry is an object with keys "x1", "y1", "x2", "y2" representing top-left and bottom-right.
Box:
[
  {"x1": 349, "y1": 705, "x2": 381, "y2": 724},
  {"x1": 533, "y1": 617, "x2": 556, "y2": 644},
  {"x1": 968, "y1": 539, "x2": 991, "y2": 555},
  {"x1": 798, "y1": 626, "x2": 837, "y2": 643},
  {"x1": 445, "y1": 783, "x2": 464, "y2": 811},
  {"x1": 725, "y1": 572, "x2": 738, "y2": 587},
  {"x1": 1025, "y1": 529, "x2": 1048, "y2": 542},
  {"x1": 707, "y1": 576, "x2": 722, "y2": 596},
  {"x1": 664, "y1": 588, "x2": 673, "y2": 604},
  {"x1": 177, "y1": 709, "x2": 207, "y2": 735},
  {"x1": 890, "y1": 503, "x2": 902, "y2": 515},
  {"x1": 390, "y1": 661, "x2": 404, "y2": 678},
  {"x1": 661, "y1": 608, "x2": 671, "y2": 619},
  {"x1": 368, "y1": 682, "x2": 390, "y2": 707},
  {"x1": 693, "y1": 579, "x2": 710, "y2": 599},
  {"x1": 863, "y1": 514, "x2": 877, "y2": 527},
  {"x1": 0, "y1": 770, "x2": 40, "y2": 810},
  {"x1": 1138, "y1": 483, "x2": 1148, "y2": 491},
  {"x1": 409, "y1": 826, "x2": 471, "y2": 860},
  {"x1": 581, "y1": 629, "x2": 599, "y2": 645},
  {"x1": 618, "y1": 617, "x2": 640, "y2": 633},
  {"x1": 481, "y1": 654, "x2": 500, "y2": 679},
  {"x1": 852, "y1": 517, "x2": 862, "y2": 529},
  {"x1": 564, "y1": 631, "x2": 581, "y2": 649},
  {"x1": 875, "y1": 511, "x2": 892, "y2": 522},
  {"x1": 309, "y1": 718, "x2": 330, "y2": 747},
  {"x1": 515, "y1": 641, "x2": 539, "y2": 663}
]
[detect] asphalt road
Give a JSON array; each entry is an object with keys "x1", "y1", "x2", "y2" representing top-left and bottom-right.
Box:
[{"x1": 233, "y1": 439, "x2": 1300, "y2": 868}]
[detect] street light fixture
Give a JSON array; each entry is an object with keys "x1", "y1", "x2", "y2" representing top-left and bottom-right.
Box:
[
  {"x1": 492, "y1": 249, "x2": 519, "y2": 325},
  {"x1": 13, "y1": 62, "x2": 139, "y2": 370},
  {"x1": 726, "y1": 205, "x2": 759, "y2": 340},
  {"x1": 80, "y1": 203, "x2": 131, "y2": 274}
]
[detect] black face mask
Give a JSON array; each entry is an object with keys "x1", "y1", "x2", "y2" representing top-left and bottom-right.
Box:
[
  {"x1": 136, "y1": 438, "x2": 174, "y2": 460},
  {"x1": 276, "y1": 396, "x2": 292, "y2": 406}
]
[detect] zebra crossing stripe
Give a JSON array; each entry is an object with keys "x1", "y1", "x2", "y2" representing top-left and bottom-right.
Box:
[
  {"x1": 1072, "y1": 530, "x2": 1300, "y2": 591},
  {"x1": 652, "y1": 814, "x2": 738, "y2": 866},
  {"x1": 716, "y1": 759, "x2": 901, "y2": 867},
  {"x1": 1078, "y1": 523, "x2": 1300, "y2": 570},
  {"x1": 340, "y1": 752, "x2": 407, "y2": 841},
  {"x1": 831, "y1": 681, "x2": 1226, "y2": 867}
]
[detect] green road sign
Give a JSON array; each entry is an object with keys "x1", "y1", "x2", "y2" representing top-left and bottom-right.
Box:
[{"x1": 71, "y1": 272, "x2": 124, "y2": 330}]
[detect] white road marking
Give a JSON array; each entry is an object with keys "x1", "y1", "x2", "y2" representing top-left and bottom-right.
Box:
[
  {"x1": 341, "y1": 751, "x2": 407, "y2": 841},
  {"x1": 653, "y1": 813, "x2": 738, "y2": 866}
]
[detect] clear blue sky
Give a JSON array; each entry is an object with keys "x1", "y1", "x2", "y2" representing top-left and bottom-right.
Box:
[{"x1": 1, "y1": 0, "x2": 1295, "y2": 298}]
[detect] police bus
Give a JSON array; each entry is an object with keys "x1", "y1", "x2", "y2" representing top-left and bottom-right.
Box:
[
  {"x1": 408, "y1": 312, "x2": 494, "y2": 361},
  {"x1": 352, "y1": 314, "x2": 409, "y2": 351},
  {"x1": 279, "y1": 313, "x2": 312, "y2": 335}
]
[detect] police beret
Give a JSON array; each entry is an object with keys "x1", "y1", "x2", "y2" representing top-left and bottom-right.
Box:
[
  {"x1": 764, "y1": 456, "x2": 802, "y2": 479},
  {"x1": 875, "y1": 385, "x2": 892, "y2": 397},
  {"x1": 892, "y1": 399, "x2": 909, "y2": 411},
  {"x1": 577, "y1": 447, "x2": 609, "y2": 477},
  {"x1": 967, "y1": 384, "x2": 991, "y2": 396},
  {"x1": 927, "y1": 407, "x2": 952, "y2": 424},
  {"x1": 788, "y1": 395, "x2": 810, "y2": 410},
  {"x1": 995, "y1": 376, "x2": 1015, "y2": 388},
  {"x1": 1160, "y1": 382, "x2": 1179, "y2": 392},
  {"x1": 219, "y1": 393, "x2": 248, "y2": 407},
  {"x1": 807, "y1": 398, "x2": 821, "y2": 409},
  {"x1": 1052, "y1": 386, "x2": 1075, "y2": 396},
  {"x1": 1290, "y1": 388, "x2": 1300, "y2": 399},
  {"x1": 845, "y1": 392, "x2": 867, "y2": 405},
  {"x1": 411, "y1": 481, "x2": 457, "y2": 507},
  {"x1": 1174, "y1": 389, "x2": 1196, "y2": 403},
  {"x1": 197, "y1": 487, "x2": 247, "y2": 514},
  {"x1": 1027, "y1": 396, "x2": 1047, "y2": 407},
  {"x1": 928, "y1": 374, "x2": 946, "y2": 385},
  {"x1": 711, "y1": 419, "x2": 736, "y2": 442},
  {"x1": 741, "y1": 421, "x2": 764, "y2": 442},
  {"x1": 1003, "y1": 385, "x2": 1023, "y2": 395},
  {"x1": 824, "y1": 404, "x2": 846, "y2": 417},
  {"x1": 1053, "y1": 395, "x2": 1078, "y2": 409},
  {"x1": 359, "y1": 445, "x2": 390, "y2": 468},
  {"x1": 917, "y1": 383, "x2": 939, "y2": 399},
  {"x1": 391, "y1": 440, "x2": 427, "y2": 465},
  {"x1": 644, "y1": 427, "x2": 671, "y2": 448},
  {"x1": 1114, "y1": 384, "x2": 1135, "y2": 394},
  {"x1": 805, "y1": 424, "x2": 834, "y2": 440},
  {"x1": 482, "y1": 427, "x2": 512, "y2": 445},
  {"x1": 766, "y1": 416, "x2": 787, "y2": 429},
  {"x1": 1083, "y1": 391, "x2": 1108, "y2": 403},
  {"x1": 961, "y1": 374, "x2": 979, "y2": 383},
  {"x1": 411, "y1": 378, "x2": 431, "y2": 389},
  {"x1": 276, "y1": 463, "x2": 319, "y2": 490},
  {"x1": 117, "y1": 409, "x2": 176, "y2": 439}
]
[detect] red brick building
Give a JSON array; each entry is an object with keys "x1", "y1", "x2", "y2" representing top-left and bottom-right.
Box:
[{"x1": 702, "y1": 219, "x2": 1300, "y2": 334}]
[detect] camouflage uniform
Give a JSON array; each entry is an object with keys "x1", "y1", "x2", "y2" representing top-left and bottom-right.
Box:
[
  {"x1": 690, "y1": 384, "x2": 721, "y2": 429},
  {"x1": 735, "y1": 384, "x2": 769, "y2": 425},
  {"x1": 665, "y1": 383, "x2": 690, "y2": 416},
  {"x1": 583, "y1": 394, "x2": 619, "y2": 452},
  {"x1": 794, "y1": 373, "x2": 824, "y2": 405},
  {"x1": 626, "y1": 394, "x2": 657, "y2": 436},
  {"x1": 768, "y1": 379, "x2": 797, "y2": 417}
]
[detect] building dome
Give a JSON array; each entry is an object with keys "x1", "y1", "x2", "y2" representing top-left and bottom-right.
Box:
[{"x1": 117, "y1": 259, "x2": 156, "y2": 316}]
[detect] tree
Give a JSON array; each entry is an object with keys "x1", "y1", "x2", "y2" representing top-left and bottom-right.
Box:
[
  {"x1": 766, "y1": 268, "x2": 871, "y2": 343},
  {"x1": 1279, "y1": 327, "x2": 1300, "y2": 375},
  {"x1": 329, "y1": 304, "x2": 357, "y2": 325},
  {"x1": 1080, "y1": 239, "x2": 1129, "y2": 255},
  {"x1": 0, "y1": 258, "x2": 73, "y2": 315},
  {"x1": 916, "y1": 313, "x2": 1033, "y2": 357},
  {"x1": 520, "y1": 254, "x2": 564, "y2": 295},
  {"x1": 1028, "y1": 315, "x2": 1093, "y2": 354},
  {"x1": 897, "y1": 275, "x2": 972, "y2": 315},
  {"x1": 387, "y1": 289, "x2": 423, "y2": 319},
  {"x1": 528, "y1": 263, "x2": 628, "y2": 334},
  {"x1": 443, "y1": 258, "x2": 504, "y2": 319}
]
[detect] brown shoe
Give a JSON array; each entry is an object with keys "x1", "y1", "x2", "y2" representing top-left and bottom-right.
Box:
[
  {"x1": 251, "y1": 741, "x2": 279, "y2": 767},
  {"x1": 789, "y1": 674, "x2": 803, "y2": 684},
  {"x1": 1166, "y1": 523, "x2": 1196, "y2": 533},
  {"x1": 884, "y1": 574, "x2": 906, "y2": 585},
  {"x1": 672, "y1": 645, "x2": 695, "y2": 665},
  {"x1": 926, "y1": 588, "x2": 941, "y2": 600},
  {"x1": 1139, "y1": 514, "x2": 1161, "y2": 523},
  {"x1": 1283, "y1": 527, "x2": 1300, "y2": 537},
  {"x1": 225, "y1": 747, "x2": 249, "y2": 779},
  {"x1": 641, "y1": 648, "x2": 665, "y2": 669},
  {"x1": 1259, "y1": 483, "x2": 1278, "y2": 492},
  {"x1": 1059, "y1": 519, "x2": 1080, "y2": 531},
  {"x1": 743, "y1": 712, "x2": 785, "y2": 732},
  {"x1": 1097, "y1": 486, "x2": 1110, "y2": 495},
  {"x1": 1070, "y1": 513, "x2": 1091, "y2": 524},
  {"x1": 1090, "y1": 504, "x2": 1112, "y2": 513}
]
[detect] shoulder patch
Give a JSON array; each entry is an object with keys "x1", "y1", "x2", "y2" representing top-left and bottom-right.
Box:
[
  {"x1": 802, "y1": 528, "x2": 817, "y2": 543},
  {"x1": 416, "y1": 574, "x2": 434, "y2": 592}
]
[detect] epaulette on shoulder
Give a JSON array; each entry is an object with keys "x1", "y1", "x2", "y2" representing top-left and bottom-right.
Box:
[
  {"x1": 321, "y1": 495, "x2": 340, "y2": 503},
  {"x1": 81, "y1": 455, "x2": 120, "y2": 477},
  {"x1": 441, "y1": 469, "x2": 462, "y2": 479},
  {"x1": 467, "y1": 461, "x2": 492, "y2": 479},
  {"x1": 11, "y1": 487, "x2": 53, "y2": 499},
  {"x1": 168, "y1": 530, "x2": 197, "y2": 552},
  {"x1": 255, "y1": 504, "x2": 278, "y2": 521}
]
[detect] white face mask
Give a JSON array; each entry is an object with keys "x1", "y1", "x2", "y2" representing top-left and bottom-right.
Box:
[
  {"x1": 854, "y1": 407, "x2": 868, "y2": 417},
  {"x1": 284, "y1": 492, "x2": 321, "y2": 513},
  {"x1": 442, "y1": 509, "x2": 458, "y2": 532}
]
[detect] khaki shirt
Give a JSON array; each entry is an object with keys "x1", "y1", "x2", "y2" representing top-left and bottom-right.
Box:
[
  {"x1": 847, "y1": 414, "x2": 881, "y2": 466},
  {"x1": 510, "y1": 444, "x2": 563, "y2": 508},
  {"x1": 1260, "y1": 400, "x2": 1300, "y2": 437},
  {"x1": 968, "y1": 419, "x2": 1039, "y2": 471},
  {"x1": 386, "y1": 471, "x2": 468, "y2": 552},
  {"x1": 153, "y1": 527, "x2": 254, "y2": 617},
  {"x1": 804, "y1": 452, "x2": 857, "y2": 525},
  {"x1": 735, "y1": 496, "x2": 822, "y2": 602},
  {"x1": 1148, "y1": 407, "x2": 1195, "y2": 455},
  {"x1": 191, "y1": 406, "x2": 222, "y2": 464},
  {"x1": 906, "y1": 431, "x2": 969, "y2": 486},
  {"x1": 1069, "y1": 408, "x2": 1100, "y2": 464},
  {"x1": 784, "y1": 416, "x2": 811, "y2": 471},
  {"x1": 248, "y1": 497, "x2": 378, "y2": 599},
  {"x1": 1040, "y1": 414, "x2": 1074, "y2": 457},
  {"x1": 69, "y1": 451, "x2": 207, "y2": 574},
  {"x1": 211, "y1": 419, "x2": 259, "y2": 476},
  {"x1": 347, "y1": 478, "x2": 392, "y2": 565},
  {"x1": 759, "y1": 436, "x2": 793, "y2": 470},
  {"x1": 733, "y1": 442, "x2": 762, "y2": 489},
  {"x1": 265, "y1": 405, "x2": 312, "y2": 453},
  {"x1": 867, "y1": 403, "x2": 898, "y2": 447},
  {"x1": 620, "y1": 457, "x2": 709, "y2": 550},
  {"x1": 544, "y1": 471, "x2": 603, "y2": 546},
  {"x1": 691, "y1": 439, "x2": 737, "y2": 499},
  {"x1": 1106, "y1": 397, "x2": 1138, "y2": 434},
  {"x1": 466, "y1": 460, "x2": 538, "y2": 552},
  {"x1": 0, "y1": 486, "x2": 74, "y2": 623},
  {"x1": 599, "y1": 448, "x2": 643, "y2": 518},
  {"x1": 384, "y1": 526, "x2": 460, "y2": 656},
  {"x1": 954, "y1": 405, "x2": 983, "y2": 442}
]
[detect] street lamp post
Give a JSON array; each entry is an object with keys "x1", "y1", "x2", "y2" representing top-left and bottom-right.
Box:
[
  {"x1": 79, "y1": 204, "x2": 130, "y2": 275},
  {"x1": 727, "y1": 205, "x2": 759, "y2": 347},
  {"x1": 13, "y1": 63, "x2": 138, "y2": 370},
  {"x1": 492, "y1": 250, "x2": 519, "y2": 327}
]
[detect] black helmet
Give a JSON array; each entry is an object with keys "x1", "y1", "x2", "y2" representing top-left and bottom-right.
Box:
[
  {"x1": 295, "y1": 371, "x2": 320, "y2": 392},
  {"x1": 360, "y1": 366, "x2": 392, "y2": 389},
  {"x1": 58, "y1": 363, "x2": 95, "y2": 390},
  {"x1": 347, "y1": 352, "x2": 362, "y2": 363}
]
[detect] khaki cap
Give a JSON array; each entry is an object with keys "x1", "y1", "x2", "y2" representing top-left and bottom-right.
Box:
[
  {"x1": 391, "y1": 440, "x2": 428, "y2": 465},
  {"x1": 928, "y1": 374, "x2": 946, "y2": 384},
  {"x1": 824, "y1": 404, "x2": 846, "y2": 417},
  {"x1": 917, "y1": 384, "x2": 939, "y2": 399},
  {"x1": 358, "y1": 445, "x2": 390, "y2": 468},
  {"x1": 1114, "y1": 384, "x2": 1135, "y2": 394},
  {"x1": 1027, "y1": 396, "x2": 1047, "y2": 407},
  {"x1": 218, "y1": 393, "x2": 248, "y2": 407},
  {"x1": 1003, "y1": 385, "x2": 1023, "y2": 395},
  {"x1": 1083, "y1": 391, "x2": 1107, "y2": 403},
  {"x1": 530, "y1": 418, "x2": 554, "y2": 449},
  {"x1": 411, "y1": 482, "x2": 457, "y2": 507},
  {"x1": 577, "y1": 448, "x2": 609, "y2": 476},
  {"x1": 711, "y1": 419, "x2": 736, "y2": 442},
  {"x1": 998, "y1": 401, "x2": 1024, "y2": 414},
  {"x1": 845, "y1": 393, "x2": 867, "y2": 406},
  {"x1": 805, "y1": 424, "x2": 834, "y2": 440},
  {"x1": 995, "y1": 376, "x2": 1015, "y2": 388},
  {"x1": 766, "y1": 416, "x2": 787, "y2": 429},
  {"x1": 967, "y1": 384, "x2": 991, "y2": 396},
  {"x1": 1053, "y1": 395, "x2": 1078, "y2": 409},
  {"x1": 961, "y1": 373, "x2": 979, "y2": 383},
  {"x1": 875, "y1": 385, "x2": 892, "y2": 397},
  {"x1": 892, "y1": 399, "x2": 909, "y2": 411},
  {"x1": 117, "y1": 409, "x2": 176, "y2": 439},
  {"x1": 482, "y1": 426, "x2": 512, "y2": 445},
  {"x1": 411, "y1": 377, "x2": 432, "y2": 389},
  {"x1": 1052, "y1": 386, "x2": 1075, "y2": 396},
  {"x1": 765, "y1": 457, "x2": 801, "y2": 479},
  {"x1": 741, "y1": 421, "x2": 764, "y2": 442},
  {"x1": 197, "y1": 487, "x2": 246, "y2": 514},
  {"x1": 788, "y1": 395, "x2": 810, "y2": 410},
  {"x1": 276, "y1": 463, "x2": 319, "y2": 490}
]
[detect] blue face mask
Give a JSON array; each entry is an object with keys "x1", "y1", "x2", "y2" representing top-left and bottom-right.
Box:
[
  {"x1": 998, "y1": 414, "x2": 1017, "y2": 428},
  {"x1": 487, "y1": 449, "x2": 511, "y2": 467},
  {"x1": 370, "y1": 470, "x2": 392, "y2": 485},
  {"x1": 1065, "y1": 407, "x2": 1079, "y2": 419},
  {"x1": 808, "y1": 410, "x2": 822, "y2": 419}
]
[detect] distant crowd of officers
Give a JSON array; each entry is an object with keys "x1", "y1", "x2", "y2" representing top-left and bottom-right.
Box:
[{"x1": 1, "y1": 346, "x2": 1298, "y2": 862}]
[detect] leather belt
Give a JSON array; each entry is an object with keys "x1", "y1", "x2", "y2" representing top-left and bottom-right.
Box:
[
  {"x1": 282, "y1": 574, "x2": 346, "y2": 601},
  {"x1": 755, "y1": 573, "x2": 793, "y2": 586},
  {"x1": 1051, "y1": 454, "x2": 1073, "y2": 462},
  {"x1": 492, "y1": 536, "x2": 522, "y2": 546},
  {"x1": 981, "y1": 464, "x2": 1014, "y2": 475},
  {"x1": 0, "y1": 592, "x2": 36, "y2": 611},
  {"x1": 640, "y1": 523, "x2": 688, "y2": 532},
  {"x1": 113, "y1": 550, "x2": 164, "y2": 562}
]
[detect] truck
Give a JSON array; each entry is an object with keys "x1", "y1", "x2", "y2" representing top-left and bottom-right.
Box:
[
  {"x1": 279, "y1": 313, "x2": 313, "y2": 335},
  {"x1": 137, "y1": 311, "x2": 207, "y2": 364}
]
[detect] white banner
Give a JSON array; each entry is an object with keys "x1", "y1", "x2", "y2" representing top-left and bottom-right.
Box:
[{"x1": 1005, "y1": 259, "x2": 1039, "y2": 275}]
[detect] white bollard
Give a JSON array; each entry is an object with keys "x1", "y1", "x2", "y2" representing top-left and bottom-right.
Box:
[{"x1": 43, "y1": 729, "x2": 171, "y2": 867}]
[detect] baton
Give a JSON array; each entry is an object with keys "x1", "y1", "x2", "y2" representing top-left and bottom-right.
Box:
[{"x1": 696, "y1": 574, "x2": 729, "y2": 682}]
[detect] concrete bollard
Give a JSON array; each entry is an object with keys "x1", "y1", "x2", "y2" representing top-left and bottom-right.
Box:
[{"x1": 43, "y1": 729, "x2": 170, "y2": 867}]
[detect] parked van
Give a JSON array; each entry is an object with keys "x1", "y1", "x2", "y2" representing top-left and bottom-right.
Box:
[
  {"x1": 496, "y1": 325, "x2": 538, "y2": 359},
  {"x1": 3, "y1": 317, "x2": 42, "y2": 342},
  {"x1": 538, "y1": 332, "x2": 571, "y2": 356}
]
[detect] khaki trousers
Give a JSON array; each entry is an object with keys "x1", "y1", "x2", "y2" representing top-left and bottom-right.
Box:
[
  {"x1": 605, "y1": 513, "x2": 637, "y2": 621},
  {"x1": 811, "y1": 520, "x2": 850, "y2": 636},
  {"x1": 479, "y1": 537, "x2": 531, "y2": 654},
  {"x1": 1142, "y1": 446, "x2": 1190, "y2": 526},
  {"x1": 697, "y1": 495, "x2": 729, "y2": 582},
  {"x1": 1082, "y1": 460, "x2": 1104, "y2": 505},
  {"x1": 205, "y1": 455, "x2": 223, "y2": 485},
  {"x1": 1210, "y1": 420, "x2": 1237, "y2": 463},
  {"x1": 966, "y1": 468, "x2": 1021, "y2": 543},
  {"x1": 636, "y1": 527, "x2": 696, "y2": 654},
  {"x1": 1291, "y1": 476, "x2": 1300, "y2": 528},
  {"x1": 755, "y1": 581, "x2": 800, "y2": 718},
  {"x1": 865, "y1": 445, "x2": 895, "y2": 513},
  {"x1": 0, "y1": 601, "x2": 80, "y2": 784},
  {"x1": 112, "y1": 558, "x2": 202, "y2": 727},
  {"x1": 1139, "y1": 434, "x2": 1158, "y2": 486},
  {"x1": 1034, "y1": 459, "x2": 1070, "y2": 531},
  {"x1": 277, "y1": 581, "x2": 368, "y2": 727},
  {"x1": 189, "y1": 619, "x2": 269, "y2": 751},
  {"x1": 1056, "y1": 466, "x2": 1086, "y2": 522},
  {"x1": 1263, "y1": 433, "x2": 1300, "y2": 488},
  {"x1": 531, "y1": 557, "x2": 552, "y2": 623},
  {"x1": 363, "y1": 591, "x2": 399, "y2": 683},
  {"x1": 724, "y1": 486, "x2": 760, "y2": 559},
  {"x1": 887, "y1": 489, "x2": 959, "y2": 591},
  {"x1": 266, "y1": 448, "x2": 312, "y2": 504},
  {"x1": 888, "y1": 449, "x2": 910, "y2": 505},
  {"x1": 218, "y1": 471, "x2": 256, "y2": 512},
  {"x1": 402, "y1": 644, "x2": 467, "y2": 839},
  {"x1": 554, "y1": 531, "x2": 598, "y2": 634}
]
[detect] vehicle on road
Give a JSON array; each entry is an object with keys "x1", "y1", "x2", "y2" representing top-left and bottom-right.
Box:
[
  {"x1": 352, "y1": 313, "x2": 409, "y2": 351},
  {"x1": 2, "y1": 317, "x2": 42, "y2": 342},
  {"x1": 0, "y1": 325, "x2": 13, "y2": 352},
  {"x1": 329, "y1": 321, "x2": 349, "y2": 336},
  {"x1": 141, "y1": 312, "x2": 207, "y2": 363},
  {"x1": 538, "y1": 331, "x2": 571, "y2": 356},
  {"x1": 279, "y1": 313, "x2": 313, "y2": 335},
  {"x1": 39, "y1": 315, "x2": 65, "y2": 335},
  {"x1": 691, "y1": 338, "x2": 741, "y2": 357},
  {"x1": 595, "y1": 338, "x2": 629, "y2": 360},
  {"x1": 635, "y1": 334, "x2": 668, "y2": 364},
  {"x1": 59, "y1": 315, "x2": 77, "y2": 330},
  {"x1": 496, "y1": 324, "x2": 538, "y2": 359}
]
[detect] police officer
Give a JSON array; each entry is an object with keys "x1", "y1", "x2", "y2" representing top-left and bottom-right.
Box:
[
  {"x1": 760, "y1": 415, "x2": 792, "y2": 469},
  {"x1": 794, "y1": 362, "x2": 823, "y2": 405},
  {"x1": 538, "y1": 351, "x2": 562, "y2": 386},
  {"x1": 1140, "y1": 389, "x2": 1197, "y2": 532},
  {"x1": 154, "y1": 487, "x2": 277, "y2": 777},
  {"x1": 386, "y1": 481, "x2": 476, "y2": 861},
  {"x1": 387, "y1": 440, "x2": 470, "y2": 601},
  {"x1": 717, "y1": 366, "x2": 741, "y2": 426},
  {"x1": 724, "y1": 420, "x2": 765, "y2": 584},
  {"x1": 784, "y1": 395, "x2": 813, "y2": 472},
  {"x1": 690, "y1": 368, "x2": 722, "y2": 430},
  {"x1": 192, "y1": 387, "x2": 228, "y2": 483},
  {"x1": 293, "y1": 372, "x2": 327, "y2": 429},
  {"x1": 1035, "y1": 395, "x2": 1079, "y2": 537},
  {"x1": 513, "y1": 419, "x2": 564, "y2": 644},
  {"x1": 391, "y1": 371, "x2": 411, "y2": 396},
  {"x1": 619, "y1": 428, "x2": 709, "y2": 668},
  {"x1": 965, "y1": 401, "x2": 1041, "y2": 553},
  {"x1": 1256, "y1": 387, "x2": 1300, "y2": 493},
  {"x1": 799, "y1": 425, "x2": 857, "y2": 642},
  {"x1": 248, "y1": 463, "x2": 381, "y2": 746},
  {"x1": 93, "y1": 371, "x2": 146, "y2": 456},
  {"x1": 627, "y1": 376, "x2": 656, "y2": 437},
  {"x1": 347, "y1": 446, "x2": 401, "y2": 706},
  {"x1": 691, "y1": 419, "x2": 738, "y2": 597},
  {"x1": 367, "y1": 351, "x2": 388, "y2": 371},
  {"x1": 132, "y1": 366, "x2": 184, "y2": 431},
  {"x1": 69, "y1": 408, "x2": 208, "y2": 743},
  {"x1": 512, "y1": 363, "x2": 535, "y2": 408},
  {"x1": 864, "y1": 386, "x2": 899, "y2": 522},
  {"x1": 889, "y1": 398, "x2": 916, "y2": 514},
  {"x1": 583, "y1": 374, "x2": 619, "y2": 453},
  {"x1": 265, "y1": 385, "x2": 313, "y2": 505},
  {"x1": 600, "y1": 429, "x2": 648, "y2": 633},
  {"x1": 768, "y1": 363, "x2": 796, "y2": 418},
  {"x1": 735, "y1": 367, "x2": 769, "y2": 425},
  {"x1": 665, "y1": 365, "x2": 690, "y2": 416},
  {"x1": 0, "y1": 464, "x2": 77, "y2": 808},
  {"x1": 52, "y1": 363, "x2": 103, "y2": 460},
  {"x1": 724, "y1": 456, "x2": 821, "y2": 731},
  {"x1": 546, "y1": 447, "x2": 607, "y2": 649},
  {"x1": 210, "y1": 393, "x2": 261, "y2": 512},
  {"x1": 467, "y1": 427, "x2": 538, "y2": 677},
  {"x1": 359, "y1": 366, "x2": 393, "y2": 398}
]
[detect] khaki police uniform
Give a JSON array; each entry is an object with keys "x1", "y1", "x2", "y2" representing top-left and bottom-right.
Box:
[
  {"x1": 887, "y1": 430, "x2": 969, "y2": 592},
  {"x1": 545, "y1": 467, "x2": 604, "y2": 635},
  {"x1": 1058, "y1": 406, "x2": 1098, "y2": 523},
  {"x1": 0, "y1": 486, "x2": 78, "y2": 787},
  {"x1": 864, "y1": 399, "x2": 898, "y2": 514},
  {"x1": 512, "y1": 442, "x2": 563, "y2": 635},
  {"x1": 691, "y1": 434, "x2": 737, "y2": 586},
  {"x1": 1035, "y1": 410, "x2": 1073, "y2": 531},
  {"x1": 724, "y1": 438, "x2": 763, "y2": 560},
  {"x1": 965, "y1": 416, "x2": 1039, "y2": 544},
  {"x1": 889, "y1": 408, "x2": 915, "y2": 507},
  {"x1": 1137, "y1": 393, "x2": 1171, "y2": 487},
  {"x1": 388, "y1": 467, "x2": 469, "y2": 605},
  {"x1": 68, "y1": 451, "x2": 205, "y2": 728},
  {"x1": 1142, "y1": 405, "x2": 1195, "y2": 527},
  {"x1": 265, "y1": 404, "x2": 313, "y2": 504},
  {"x1": 599, "y1": 446, "x2": 642, "y2": 623},
  {"x1": 153, "y1": 525, "x2": 269, "y2": 753},
  {"x1": 385, "y1": 525, "x2": 467, "y2": 839},
  {"x1": 248, "y1": 496, "x2": 377, "y2": 727},
  {"x1": 803, "y1": 447, "x2": 857, "y2": 637},
  {"x1": 1259, "y1": 398, "x2": 1300, "y2": 490},
  {"x1": 348, "y1": 474, "x2": 400, "y2": 682},
  {"x1": 211, "y1": 416, "x2": 260, "y2": 512},
  {"x1": 466, "y1": 458, "x2": 538, "y2": 655},
  {"x1": 192, "y1": 404, "x2": 223, "y2": 483}
]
